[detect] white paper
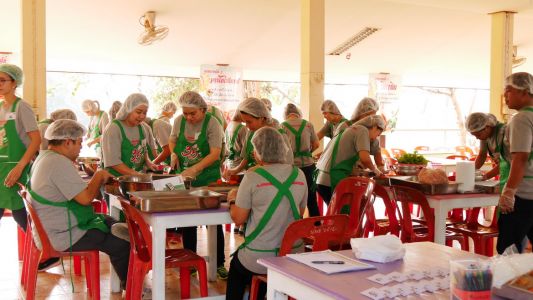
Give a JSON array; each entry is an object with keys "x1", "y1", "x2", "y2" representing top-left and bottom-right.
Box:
[
  {"x1": 152, "y1": 175, "x2": 185, "y2": 191},
  {"x1": 456, "y1": 161, "x2": 475, "y2": 192},
  {"x1": 286, "y1": 250, "x2": 375, "y2": 274}
]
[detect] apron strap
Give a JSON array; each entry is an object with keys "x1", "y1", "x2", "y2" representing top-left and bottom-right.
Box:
[
  {"x1": 282, "y1": 120, "x2": 312, "y2": 159},
  {"x1": 227, "y1": 123, "x2": 243, "y2": 160}
]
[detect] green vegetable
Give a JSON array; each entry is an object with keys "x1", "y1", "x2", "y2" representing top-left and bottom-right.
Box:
[{"x1": 396, "y1": 151, "x2": 428, "y2": 165}]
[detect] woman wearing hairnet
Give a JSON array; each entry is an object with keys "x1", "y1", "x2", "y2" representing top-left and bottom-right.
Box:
[
  {"x1": 108, "y1": 100, "x2": 122, "y2": 121},
  {"x1": 81, "y1": 100, "x2": 109, "y2": 159},
  {"x1": 38, "y1": 109, "x2": 78, "y2": 150},
  {"x1": 226, "y1": 127, "x2": 307, "y2": 300},
  {"x1": 315, "y1": 115, "x2": 386, "y2": 205},
  {"x1": 466, "y1": 112, "x2": 510, "y2": 182},
  {"x1": 224, "y1": 97, "x2": 293, "y2": 178},
  {"x1": 496, "y1": 72, "x2": 533, "y2": 254},
  {"x1": 0, "y1": 64, "x2": 40, "y2": 232},
  {"x1": 316, "y1": 99, "x2": 347, "y2": 141},
  {"x1": 224, "y1": 110, "x2": 248, "y2": 170},
  {"x1": 101, "y1": 93, "x2": 157, "y2": 176},
  {"x1": 168, "y1": 91, "x2": 228, "y2": 279},
  {"x1": 147, "y1": 101, "x2": 177, "y2": 165},
  {"x1": 281, "y1": 103, "x2": 320, "y2": 216}
]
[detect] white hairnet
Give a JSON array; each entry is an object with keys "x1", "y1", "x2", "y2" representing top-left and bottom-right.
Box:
[
  {"x1": 238, "y1": 97, "x2": 271, "y2": 119},
  {"x1": 320, "y1": 100, "x2": 341, "y2": 115},
  {"x1": 50, "y1": 109, "x2": 77, "y2": 121},
  {"x1": 44, "y1": 119, "x2": 87, "y2": 140},
  {"x1": 108, "y1": 101, "x2": 122, "y2": 120},
  {"x1": 179, "y1": 91, "x2": 207, "y2": 109},
  {"x1": 251, "y1": 126, "x2": 289, "y2": 163},
  {"x1": 0, "y1": 64, "x2": 23, "y2": 86},
  {"x1": 160, "y1": 101, "x2": 178, "y2": 114},
  {"x1": 116, "y1": 93, "x2": 149, "y2": 120},
  {"x1": 81, "y1": 100, "x2": 100, "y2": 113},
  {"x1": 355, "y1": 115, "x2": 386, "y2": 131},
  {"x1": 283, "y1": 103, "x2": 302, "y2": 119},
  {"x1": 466, "y1": 112, "x2": 498, "y2": 133},
  {"x1": 231, "y1": 110, "x2": 242, "y2": 122},
  {"x1": 260, "y1": 98, "x2": 272, "y2": 111},
  {"x1": 506, "y1": 72, "x2": 533, "y2": 94},
  {"x1": 352, "y1": 97, "x2": 379, "y2": 121}
]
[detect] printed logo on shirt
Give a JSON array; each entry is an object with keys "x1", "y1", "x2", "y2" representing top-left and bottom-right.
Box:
[
  {"x1": 181, "y1": 144, "x2": 203, "y2": 166},
  {"x1": 130, "y1": 146, "x2": 145, "y2": 164}
]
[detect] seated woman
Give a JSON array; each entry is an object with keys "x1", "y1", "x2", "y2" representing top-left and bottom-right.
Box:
[
  {"x1": 226, "y1": 126, "x2": 308, "y2": 300},
  {"x1": 315, "y1": 115, "x2": 386, "y2": 205}
]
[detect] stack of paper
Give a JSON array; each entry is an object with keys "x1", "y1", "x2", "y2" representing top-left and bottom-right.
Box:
[{"x1": 287, "y1": 250, "x2": 375, "y2": 274}]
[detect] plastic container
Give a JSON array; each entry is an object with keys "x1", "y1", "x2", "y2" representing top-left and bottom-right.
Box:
[{"x1": 451, "y1": 260, "x2": 492, "y2": 300}]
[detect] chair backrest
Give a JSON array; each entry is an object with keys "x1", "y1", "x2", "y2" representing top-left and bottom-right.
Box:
[
  {"x1": 414, "y1": 146, "x2": 429, "y2": 151},
  {"x1": 19, "y1": 186, "x2": 58, "y2": 259},
  {"x1": 446, "y1": 155, "x2": 469, "y2": 161},
  {"x1": 390, "y1": 185, "x2": 434, "y2": 243},
  {"x1": 278, "y1": 215, "x2": 350, "y2": 256},
  {"x1": 391, "y1": 148, "x2": 406, "y2": 159},
  {"x1": 327, "y1": 177, "x2": 375, "y2": 238},
  {"x1": 455, "y1": 146, "x2": 474, "y2": 157},
  {"x1": 119, "y1": 200, "x2": 152, "y2": 262},
  {"x1": 373, "y1": 184, "x2": 400, "y2": 236}
]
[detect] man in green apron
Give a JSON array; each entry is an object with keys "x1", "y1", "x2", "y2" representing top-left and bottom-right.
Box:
[
  {"x1": 317, "y1": 99, "x2": 347, "y2": 141},
  {"x1": 0, "y1": 64, "x2": 41, "y2": 235},
  {"x1": 168, "y1": 91, "x2": 228, "y2": 279},
  {"x1": 497, "y1": 72, "x2": 533, "y2": 254},
  {"x1": 226, "y1": 127, "x2": 307, "y2": 300},
  {"x1": 38, "y1": 109, "x2": 78, "y2": 151},
  {"x1": 30, "y1": 119, "x2": 129, "y2": 285}
]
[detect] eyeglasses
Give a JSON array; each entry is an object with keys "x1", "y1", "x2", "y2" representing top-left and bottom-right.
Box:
[{"x1": 0, "y1": 78, "x2": 14, "y2": 84}]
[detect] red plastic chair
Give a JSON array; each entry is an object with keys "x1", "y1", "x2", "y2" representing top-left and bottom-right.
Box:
[
  {"x1": 250, "y1": 215, "x2": 350, "y2": 300},
  {"x1": 391, "y1": 148, "x2": 407, "y2": 159},
  {"x1": 414, "y1": 146, "x2": 429, "y2": 151},
  {"x1": 120, "y1": 199, "x2": 208, "y2": 299},
  {"x1": 2, "y1": 209, "x2": 26, "y2": 261},
  {"x1": 326, "y1": 177, "x2": 375, "y2": 241},
  {"x1": 448, "y1": 207, "x2": 499, "y2": 256},
  {"x1": 455, "y1": 146, "x2": 474, "y2": 157},
  {"x1": 390, "y1": 185, "x2": 467, "y2": 250},
  {"x1": 19, "y1": 190, "x2": 100, "y2": 300},
  {"x1": 363, "y1": 184, "x2": 401, "y2": 237},
  {"x1": 446, "y1": 155, "x2": 469, "y2": 161}
]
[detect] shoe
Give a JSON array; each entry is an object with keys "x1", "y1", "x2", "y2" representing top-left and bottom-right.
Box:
[
  {"x1": 38, "y1": 257, "x2": 60, "y2": 272},
  {"x1": 111, "y1": 222, "x2": 130, "y2": 242},
  {"x1": 217, "y1": 265, "x2": 229, "y2": 280}
]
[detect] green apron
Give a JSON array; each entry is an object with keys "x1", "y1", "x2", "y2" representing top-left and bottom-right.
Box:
[
  {"x1": 234, "y1": 167, "x2": 301, "y2": 256},
  {"x1": 106, "y1": 120, "x2": 147, "y2": 177},
  {"x1": 328, "y1": 118, "x2": 347, "y2": 138},
  {"x1": 38, "y1": 119, "x2": 52, "y2": 125},
  {"x1": 0, "y1": 98, "x2": 30, "y2": 210},
  {"x1": 89, "y1": 111, "x2": 103, "y2": 150},
  {"x1": 282, "y1": 120, "x2": 312, "y2": 165},
  {"x1": 328, "y1": 129, "x2": 360, "y2": 192},
  {"x1": 208, "y1": 106, "x2": 224, "y2": 126},
  {"x1": 226, "y1": 123, "x2": 243, "y2": 161},
  {"x1": 244, "y1": 131, "x2": 257, "y2": 169},
  {"x1": 173, "y1": 114, "x2": 221, "y2": 187}
]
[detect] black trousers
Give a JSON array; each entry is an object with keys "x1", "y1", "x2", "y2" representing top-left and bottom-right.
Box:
[
  {"x1": 316, "y1": 184, "x2": 333, "y2": 206},
  {"x1": 70, "y1": 216, "x2": 130, "y2": 283},
  {"x1": 300, "y1": 164, "x2": 320, "y2": 217},
  {"x1": 497, "y1": 195, "x2": 533, "y2": 254},
  {"x1": 226, "y1": 251, "x2": 266, "y2": 300},
  {"x1": 182, "y1": 224, "x2": 226, "y2": 267},
  {"x1": 0, "y1": 207, "x2": 28, "y2": 232}
]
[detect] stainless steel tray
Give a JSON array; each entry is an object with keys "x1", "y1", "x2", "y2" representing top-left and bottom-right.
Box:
[
  {"x1": 474, "y1": 180, "x2": 500, "y2": 194},
  {"x1": 389, "y1": 176, "x2": 459, "y2": 195},
  {"x1": 129, "y1": 189, "x2": 222, "y2": 212}
]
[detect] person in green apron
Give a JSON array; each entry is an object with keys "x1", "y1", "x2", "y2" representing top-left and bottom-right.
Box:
[
  {"x1": 168, "y1": 91, "x2": 229, "y2": 279},
  {"x1": 101, "y1": 93, "x2": 157, "y2": 176},
  {"x1": 0, "y1": 64, "x2": 41, "y2": 233},
  {"x1": 38, "y1": 109, "x2": 78, "y2": 151},
  {"x1": 224, "y1": 97, "x2": 294, "y2": 179},
  {"x1": 149, "y1": 101, "x2": 177, "y2": 165},
  {"x1": 316, "y1": 99, "x2": 347, "y2": 141},
  {"x1": 224, "y1": 110, "x2": 248, "y2": 170},
  {"x1": 496, "y1": 72, "x2": 533, "y2": 254},
  {"x1": 81, "y1": 99, "x2": 109, "y2": 160},
  {"x1": 315, "y1": 115, "x2": 386, "y2": 205},
  {"x1": 226, "y1": 126, "x2": 307, "y2": 300},
  {"x1": 30, "y1": 119, "x2": 130, "y2": 285},
  {"x1": 282, "y1": 103, "x2": 320, "y2": 217}
]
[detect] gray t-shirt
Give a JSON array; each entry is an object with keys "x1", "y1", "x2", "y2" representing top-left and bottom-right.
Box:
[
  {"x1": 208, "y1": 106, "x2": 227, "y2": 129},
  {"x1": 169, "y1": 114, "x2": 224, "y2": 149},
  {"x1": 102, "y1": 121, "x2": 157, "y2": 168},
  {"x1": 29, "y1": 150, "x2": 87, "y2": 251},
  {"x1": 151, "y1": 118, "x2": 172, "y2": 147},
  {"x1": 316, "y1": 125, "x2": 371, "y2": 186},
  {"x1": 224, "y1": 121, "x2": 248, "y2": 168},
  {"x1": 318, "y1": 119, "x2": 346, "y2": 139},
  {"x1": 239, "y1": 127, "x2": 294, "y2": 166},
  {"x1": 236, "y1": 164, "x2": 307, "y2": 274},
  {"x1": 38, "y1": 122, "x2": 51, "y2": 150},
  {"x1": 508, "y1": 108, "x2": 533, "y2": 199},
  {"x1": 282, "y1": 118, "x2": 318, "y2": 167},
  {"x1": 479, "y1": 122, "x2": 510, "y2": 164},
  {"x1": 87, "y1": 111, "x2": 110, "y2": 140},
  {"x1": 0, "y1": 99, "x2": 38, "y2": 148}
]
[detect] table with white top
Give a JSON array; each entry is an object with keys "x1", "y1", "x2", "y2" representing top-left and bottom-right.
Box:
[
  {"x1": 108, "y1": 193, "x2": 232, "y2": 300},
  {"x1": 427, "y1": 193, "x2": 499, "y2": 245}
]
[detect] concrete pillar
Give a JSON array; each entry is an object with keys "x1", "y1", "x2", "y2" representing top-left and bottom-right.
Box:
[
  {"x1": 21, "y1": 0, "x2": 46, "y2": 120},
  {"x1": 489, "y1": 11, "x2": 514, "y2": 122},
  {"x1": 300, "y1": 0, "x2": 324, "y2": 131}
]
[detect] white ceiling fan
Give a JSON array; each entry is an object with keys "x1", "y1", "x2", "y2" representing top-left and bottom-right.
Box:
[
  {"x1": 513, "y1": 45, "x2": 527, "y2": 68},
  {"x1": 138, "y1": 11, "x2": 169, "y2": 46}
]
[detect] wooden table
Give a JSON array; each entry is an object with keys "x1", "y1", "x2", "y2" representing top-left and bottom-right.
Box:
[{"x1": 258, "y1": 242, "x2": 503, "y2": 300}]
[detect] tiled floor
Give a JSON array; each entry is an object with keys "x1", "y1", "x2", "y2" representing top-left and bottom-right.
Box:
[{"x1": 0, "y1": 218, "x2": 242, "y2": 299}]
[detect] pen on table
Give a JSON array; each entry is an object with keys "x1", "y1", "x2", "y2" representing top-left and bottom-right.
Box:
[{"x1": 311, "y1": 260, "x2": 345, "y2": 264}]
